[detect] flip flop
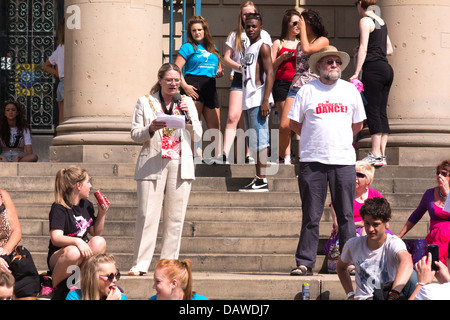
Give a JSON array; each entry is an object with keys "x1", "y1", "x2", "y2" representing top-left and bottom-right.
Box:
[{"x1": 290, "y1": 265, "x2": 313, "y2": 276}]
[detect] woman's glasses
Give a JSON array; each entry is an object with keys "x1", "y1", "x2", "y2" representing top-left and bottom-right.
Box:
[
  {"x1": 292, "y1": 21, "x2": 298, "y2": 26},
  {"x1": 99, "y1": 271, "x2": 121, "y2": 282},
  {"x1": 356, "y1": 172, "x2": 366, "y2": 179},
  {"x1": 437, "y1": 170, "x2": 450, "y2": 177}
]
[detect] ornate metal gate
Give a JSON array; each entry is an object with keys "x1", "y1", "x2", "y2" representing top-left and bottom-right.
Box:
[{"x1": 0, "y1": 0, "x2": 60, "y2": 133}]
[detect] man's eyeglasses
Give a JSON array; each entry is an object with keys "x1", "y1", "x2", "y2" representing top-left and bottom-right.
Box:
[
  {"x1": 324, "y1": 59, "x2": 343, "y2": 66},
  {"x1": 437, "y1": 170, "x2": 450, "y2": 177},
  {"x1": 99, "y1": 271, "x2": 121, "y2": 282}
]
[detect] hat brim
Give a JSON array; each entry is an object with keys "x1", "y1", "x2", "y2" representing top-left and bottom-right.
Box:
[{"x1": 309, "y1": 51, "x2": 350, "y2": 75}]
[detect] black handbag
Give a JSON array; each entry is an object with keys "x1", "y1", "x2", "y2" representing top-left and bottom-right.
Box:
[{"x1": 1, "y1": 245, "x2": 41, "y2": 298}]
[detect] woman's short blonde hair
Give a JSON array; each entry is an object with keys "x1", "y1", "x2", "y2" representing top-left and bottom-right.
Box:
[{"x1": 356, "y1": 160, "x2": 375, "y2": 185}]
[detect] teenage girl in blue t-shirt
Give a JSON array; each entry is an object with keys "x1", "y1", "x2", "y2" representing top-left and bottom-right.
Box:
[{"x1": 175, "y1": 15, "x2": 223, "y2": 161}]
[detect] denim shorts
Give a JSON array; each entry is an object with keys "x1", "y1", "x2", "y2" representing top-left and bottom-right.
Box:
[
  {"x1": 243, "y1": 106, "x2": 270, "y2": 152},
  {"x1": 56, "y1": 78, "x2": 64, "y2": 102},
  {"x1": 230, "y1": 72, "x2": 242, "y2": 91},
  {"x1": 1, "y1": 150, "x2": 21, "y2": 162},
  {"x1": 286, "y1": 86, "x2": 299, "y2": 99}
]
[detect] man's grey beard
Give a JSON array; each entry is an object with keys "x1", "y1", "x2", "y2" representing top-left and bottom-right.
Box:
[{"x1": 321, "y1": 69, "x2": 341, "y2": 82}]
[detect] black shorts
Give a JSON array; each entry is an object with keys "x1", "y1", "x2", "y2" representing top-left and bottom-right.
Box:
[
  {"x1": 272, "y1": 79, "x2": 292, "y2": 102},
  {"x1": 182, "y1": 74, "x2": 219, "y2": 109}
]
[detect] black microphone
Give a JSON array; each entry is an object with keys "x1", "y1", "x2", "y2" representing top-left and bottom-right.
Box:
[{"x1": 172, "y1": 92, "x2": 189, "y2": 122}]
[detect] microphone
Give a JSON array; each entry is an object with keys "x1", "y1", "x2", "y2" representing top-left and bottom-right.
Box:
[{"x1": 172, "y1": 92, "x2": 189, "y2": 122}]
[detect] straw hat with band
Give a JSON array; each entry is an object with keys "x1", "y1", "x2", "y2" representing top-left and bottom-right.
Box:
[{"x1": 309, "y1": 45, "x2": 350, "y2": 75}]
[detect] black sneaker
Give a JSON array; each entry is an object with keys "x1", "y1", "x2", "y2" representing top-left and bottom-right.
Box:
[{"x1": 239, "y1": 177, "x2": 269, "y2": 192}]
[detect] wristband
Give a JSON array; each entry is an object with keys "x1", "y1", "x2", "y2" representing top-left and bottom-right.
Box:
[{"x1": 347, "y1": 291, "x2": 355, "y2": 298}]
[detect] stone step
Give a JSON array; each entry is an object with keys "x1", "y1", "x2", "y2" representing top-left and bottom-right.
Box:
[
  {"x1": 14, "y1": 203, "x2": 428, "y2": 223},
  {"x1": 8, "y1": 190, "x2": 427, "y2": 209},
  {"x1": 19, "y1": 217, "x2": 429, "y2": 239},
  {"x1": 1, "y1": 176, "x2": 437, "y2": 198},
  {"x1": 0, "y1": 162, "x2": 437, "y2": 179},
  {"x1": 119, "y1": 273, "x2": 349, "y2": 300}
]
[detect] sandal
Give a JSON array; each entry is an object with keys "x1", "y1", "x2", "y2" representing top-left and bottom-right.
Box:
[{"x1": 290, "y1": 265, "x2": 313, "y2": 276}]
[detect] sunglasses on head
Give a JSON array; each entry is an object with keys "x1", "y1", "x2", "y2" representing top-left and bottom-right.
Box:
[
  {"x1": 437, "y1": 170, "x2": 450, "y2": 177},
  {"x1": 356, "y1": 172, "x2": 366, "y2": 178},
  {"x1": 99, "y1": 271, "x2": 121, "y2": 282}
]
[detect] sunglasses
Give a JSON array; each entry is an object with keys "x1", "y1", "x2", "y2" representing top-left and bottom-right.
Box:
[
  {"x1": 437, "y1": 170, "x2": 450, "y2": 177},
  {"x1": 356, "y1": 172, "x2": 366, "y2": 178},
  {"x1": 324, "y1": 59, "x2": 343, "y2": 66},
  {"x1": 292, "y1": 21, "x2": 299, "y2": 26},
  {"x1": 99, "y1": 271, "x2": 121, "y2": 282},
  {"x1": 244, "y1": 13, "x2": 261, "y2": 18}
]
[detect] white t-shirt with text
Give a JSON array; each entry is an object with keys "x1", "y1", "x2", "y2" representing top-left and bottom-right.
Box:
[{"x1": 288, "y1": 78, "x2": 366, "y2": 165}]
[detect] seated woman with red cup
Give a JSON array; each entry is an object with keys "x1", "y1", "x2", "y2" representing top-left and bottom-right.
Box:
[{"x1": 45, "y1": 165, "x2": 108, "y2": 299}]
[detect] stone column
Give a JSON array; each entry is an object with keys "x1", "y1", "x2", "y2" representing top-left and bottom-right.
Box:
[
  {"x1": 50, "y1": 0, "x2": 163, "y2": 163},
  {"x1": 357, "y1": 0, "x2": 450, "y2": 165}
]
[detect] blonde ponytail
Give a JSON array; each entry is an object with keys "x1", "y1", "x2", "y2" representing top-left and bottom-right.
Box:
[{"x1": 54, "y1": 165, "x2": 88, "y2": 208}]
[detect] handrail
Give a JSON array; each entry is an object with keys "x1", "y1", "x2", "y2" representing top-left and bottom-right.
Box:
[{"x1": 165, "y1": 0, "x2": 201, "y2": 62}]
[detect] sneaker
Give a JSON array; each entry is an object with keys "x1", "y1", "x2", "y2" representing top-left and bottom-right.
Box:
[
  {"x1": 245, "y1": 156, "x2": 255, "y2": 164},
  {"x1": 380, "y1": 156, "x2": 387, "y2": 166},
  {"x1": 36, "y1": 275, "x2": 54, "y2": 300},
  {"x1": 239, "y1": 176, "x2": 269, "y2": 192},
  {"x1": 128, "y1": 267, "x2": 146, "y2": 276},
  {"x1": 362, "y1": 152, "x2": 383, "y2": 167},
  {"x1": 222, "y1": 154, "x2": 229, "y2": 164},
  {"x1": 277, "y1": 156, "x2": 291, "y2": 164}
]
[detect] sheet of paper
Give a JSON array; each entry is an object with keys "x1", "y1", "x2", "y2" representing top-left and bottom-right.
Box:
[
  {"x1": 444, "y1": 196, "x2": 450, "y2": 213},
  {"x1": 157, "y1": 111, "x2": 185, "y2": 129}
]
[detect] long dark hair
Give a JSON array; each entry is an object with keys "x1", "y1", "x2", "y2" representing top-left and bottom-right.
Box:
[
  {"x1": 301, "y1": 9, "x2": 328, "y2": 38},
  {"x1": 0, "y1": 101, "x2": 30, "y2": 147},
  {"x1": 186, "y1": 15, "x2": 220, "y2": 59},
  {"x1": 279, "y1": 9, "x2": 301, "y2": 40}
]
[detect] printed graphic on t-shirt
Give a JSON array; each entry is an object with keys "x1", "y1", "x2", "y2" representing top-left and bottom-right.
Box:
[
  {"x1": 316, "y1": 100, "x2": 348, "y2": 114},
  {"x1": 242, "y1": 52, "x2": 255, "y2": 88},
  {"x1": 68, "y1": 214, "x2": 93, "y2": 238}
]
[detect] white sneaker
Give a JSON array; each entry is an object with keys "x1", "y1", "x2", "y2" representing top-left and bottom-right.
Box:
[
  {"x1": 239, "y1": 176, "x2": 269, "y2": 192},
  {"x1": 362, "y1": 152, "x2": 383, "y2": 167}
]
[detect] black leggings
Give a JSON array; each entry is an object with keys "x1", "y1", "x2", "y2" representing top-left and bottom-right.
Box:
[{"x1": 362, "y1": 60, "x2": 394, "y2": 135}]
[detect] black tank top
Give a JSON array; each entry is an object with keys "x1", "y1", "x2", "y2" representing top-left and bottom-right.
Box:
[{"x1": 364, "y1": 18, "x2": 388, "y2": 64}]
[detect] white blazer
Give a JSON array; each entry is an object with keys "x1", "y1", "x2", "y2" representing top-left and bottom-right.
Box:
[{"x1": 131, "y1": 92, "x2": 202, "y2": 181}]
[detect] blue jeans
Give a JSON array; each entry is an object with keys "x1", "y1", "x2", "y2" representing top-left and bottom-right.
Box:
[{"x1": 243, "y1": 106, "x2": 270, "y2": 152}]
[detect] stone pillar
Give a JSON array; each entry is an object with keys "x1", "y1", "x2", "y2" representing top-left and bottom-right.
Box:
[
  {"x1": 357, "y1": 0, "x2": 450, "y2": 165},
  {"x1": 50, "y1": 0, "x2": 163, "y2": 163}
]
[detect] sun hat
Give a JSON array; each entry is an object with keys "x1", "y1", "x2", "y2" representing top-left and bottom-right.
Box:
[{"x1": 309, "y1": 45, "x2": 350, "y2": 75}]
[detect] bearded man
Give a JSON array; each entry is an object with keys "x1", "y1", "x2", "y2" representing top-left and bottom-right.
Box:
[{"x1": 288, "y1": 46, "x2": 367, "y2": 276}]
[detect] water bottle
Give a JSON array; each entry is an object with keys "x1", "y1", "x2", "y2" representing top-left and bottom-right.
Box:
[{"x1": 302, "y1": 283, "x2": 310, "y2": 300}]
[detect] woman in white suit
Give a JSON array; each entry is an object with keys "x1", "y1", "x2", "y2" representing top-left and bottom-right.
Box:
[{"x1": 129, "y1": 63, "x2": 202, "y2": 276}]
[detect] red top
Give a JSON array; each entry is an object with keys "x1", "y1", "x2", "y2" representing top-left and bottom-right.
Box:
[{"x1": 275, "y1": 46, "x2": 296, "y2": 81}]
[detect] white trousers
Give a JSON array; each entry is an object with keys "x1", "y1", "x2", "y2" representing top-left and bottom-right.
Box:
[{"x1": 131, "y1": 159, "x2": 192, "y2": 273}]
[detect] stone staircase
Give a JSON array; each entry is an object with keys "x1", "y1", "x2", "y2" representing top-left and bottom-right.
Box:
[{"x1": 1, "y1": 162, "x2": 435, "y2": 299}]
